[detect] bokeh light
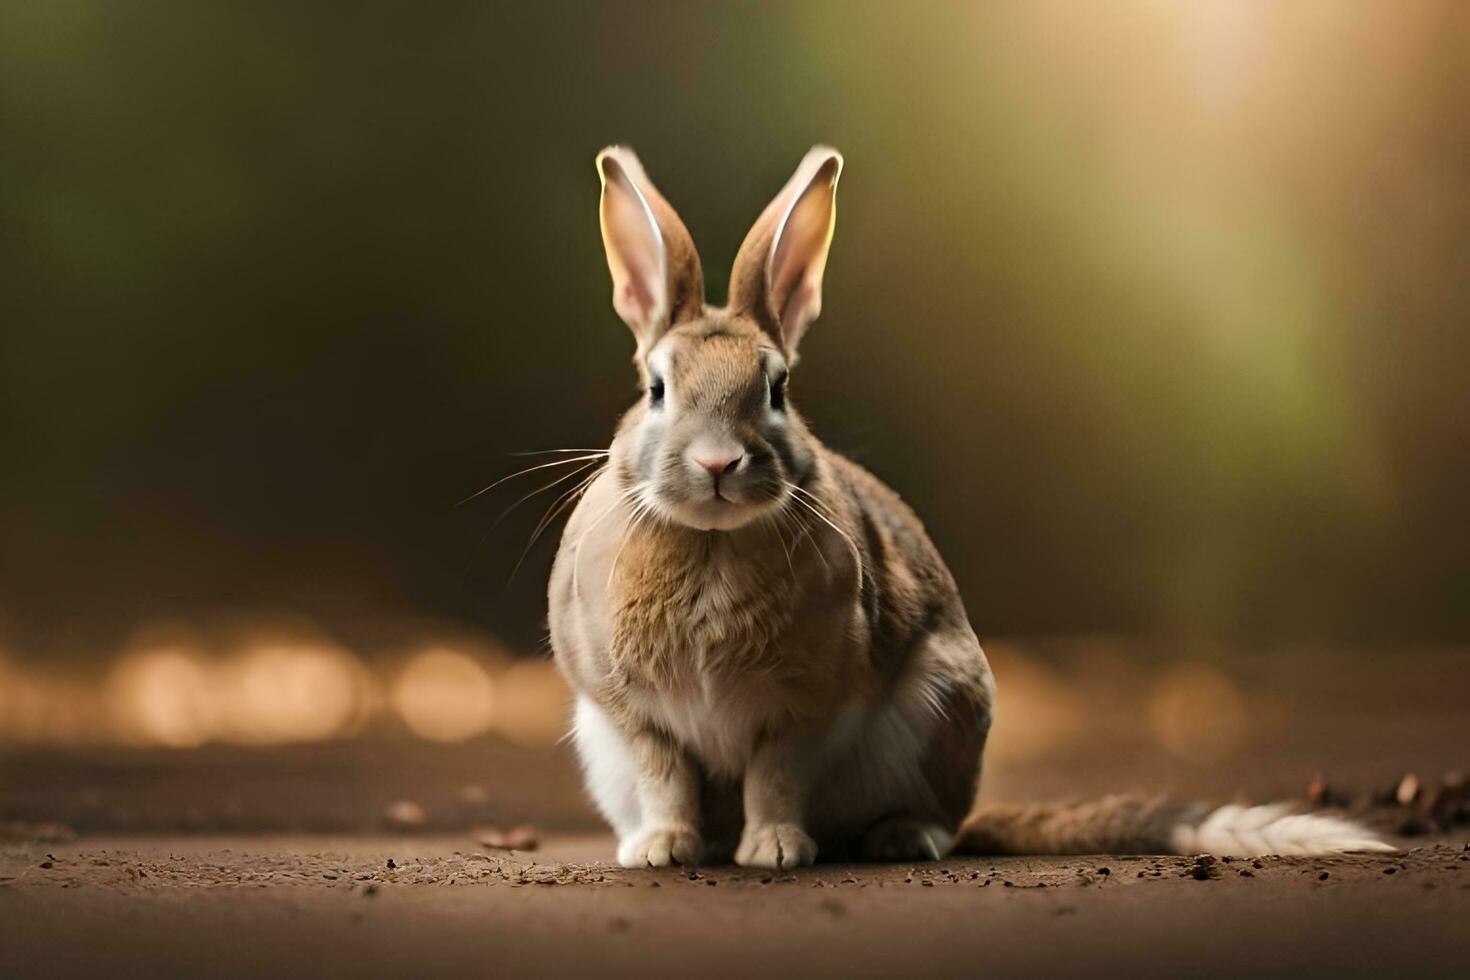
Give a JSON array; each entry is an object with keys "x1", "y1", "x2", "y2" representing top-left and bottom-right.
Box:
[
  {"x1": 1148, "y1": 660, "x2": 1250, "y2": 762},
  {"x1": 5, "y1": 632, "x2": 553, "y2": 749},
  {"x1": 213, "y1": 642, "x2": 373, "y2": 746},
  {"x1": 984, "y1": 645, "x2": 1087, "y2": 762},
  {"x1": 392, "y1": 648, "x2": 497, "y2": 743},
  {"x1": 106, "y1": 648, "x2": 217, "y2": 748},
  {"x1": 490, "y1": 660, "x2": 569, "y2": 746},
  {"x1": 10, "y1": 672, "x2": 98, "y2": 745},
  {"x1": 0, "y1": 654, "x2": 12, "y2": 736}
]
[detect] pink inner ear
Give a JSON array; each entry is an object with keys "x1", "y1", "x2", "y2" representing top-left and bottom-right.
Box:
[
  {"x1": 769, "y1": 178, "x2": 834, "y2": 345},
  {"x1": 779, "y1": 277, "x2": 818, "y2": 347},
  {"x1": 600, "y1": 161, "x2": 667, "y2": 335},
  {"x1": 615, "y1": 279, "x2": 656, "y2": 328}
]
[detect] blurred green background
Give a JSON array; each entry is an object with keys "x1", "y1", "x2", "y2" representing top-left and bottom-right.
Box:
[{"x1": 2, "y1": 0, "x2": 1467, "y2": 660}]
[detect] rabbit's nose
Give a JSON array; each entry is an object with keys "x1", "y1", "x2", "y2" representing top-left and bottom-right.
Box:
[{"x1": 693, "y1": 453, "x2": 743, "y2": 477}]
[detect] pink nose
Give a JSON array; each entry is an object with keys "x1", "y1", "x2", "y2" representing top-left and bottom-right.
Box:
[{"x1": 693, "y1": 453, "x2": 743, "y2": 477}]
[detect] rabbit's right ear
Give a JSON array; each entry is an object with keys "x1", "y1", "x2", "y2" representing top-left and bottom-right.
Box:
[
  {"x1": 727, "y1": 147, "x2": 843, "y2": 360},
  {"x1": 596, "y1": 147, "x2": 705, "y2": 354}
]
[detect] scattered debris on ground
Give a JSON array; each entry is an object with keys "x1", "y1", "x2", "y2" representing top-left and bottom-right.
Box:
[
  {"x1": 1305, "y1": 770, "x2": 1470, "y2": 838},
  {"x1": 473, "y1": 824, "x2": 539, "y2": 852}
]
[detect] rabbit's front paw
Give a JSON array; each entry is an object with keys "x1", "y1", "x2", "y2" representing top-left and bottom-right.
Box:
[
  {"x1": 617, "y1": 825, "x2": 704, "y2": 868},
  {"x1": 735, "y1": 822, "x2": 817, "y2": 869}
]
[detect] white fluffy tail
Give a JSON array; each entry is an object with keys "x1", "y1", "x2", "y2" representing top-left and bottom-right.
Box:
[{"x1": 1170, "y1": 803, "x2": 1394, "y2": 857}]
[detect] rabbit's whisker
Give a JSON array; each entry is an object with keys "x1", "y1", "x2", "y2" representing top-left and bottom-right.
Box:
[
  {"x1": 505, "y1": 462, "x2": 607, "y2": 585},
  {"x1": 762, "y1": 512, "x2": 800, "y2": 583},
  {"x1": 458, "y1": 453, "x2": 608, "y2": 506},
  {"x1": 509, "y1": 448, "x2": 611, "y2": 457},
  {"x1": 775, "y1": 506, "x2": 804, "y2": 560},
  {"x1": 791, "y1": 506, "x2": 831, "y2": 578},
  {"x1": 771, "y1": 493, "x2": 826, "y2": 577},
  {"x1": 786, "y1": 483, "x2": 853, "y2": 536},
  {"x1": 493, "y1": 458, "x2": 601, "y2": 528},
  {"x1": 571, "y1": 484, "x2": 643, "y2": 596},
  {"x1": 784, "y1": 483, "x2": 862, "y2": 586},
  {"x1": 525, "y1": 464, "x2": 605, "y2": 552},
  {"x1": 606, "y1": 497, "x2": 657, "y2": 592}
]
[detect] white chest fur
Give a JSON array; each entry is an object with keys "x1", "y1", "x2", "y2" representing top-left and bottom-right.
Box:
[{"x1": 626, "y1": 676, "x2": 787, "y2": 778}]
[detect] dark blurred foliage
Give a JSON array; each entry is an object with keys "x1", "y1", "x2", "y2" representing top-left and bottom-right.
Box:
[{"x1": 1, "y1": 1, "x2": 1467, "y2": 656}]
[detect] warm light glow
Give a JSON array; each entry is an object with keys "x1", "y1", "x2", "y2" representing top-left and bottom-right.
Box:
[
  {"x1": 491, "y1": 660, "x2": 568, "y2": 746},
  {"x1": 214, "y1": 643, "x2": 369, "y2": 745},
  {"x1": 983, "y1": 645, "x2": 1087, "y2": 762},
  {"x1": 0, "y1": 654, "x2": 13, "y2": 736},
  {"x1": 1148, "y1": 661, "x2": 1249, "y2": 762},
  {"x1": 107, "y1": 648, "x2": 217, "y2": 748},
  {"x1": 392, "y1": 648, "x2": 496, "y2": 742}
]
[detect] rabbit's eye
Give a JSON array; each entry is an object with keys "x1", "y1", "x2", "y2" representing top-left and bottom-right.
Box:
[
  {"x1": 649, "y1": 376, "x2": 666, "y2": 407},
  {"x1": 768, "y1": 372, "x2": 787, "y2": 412}
]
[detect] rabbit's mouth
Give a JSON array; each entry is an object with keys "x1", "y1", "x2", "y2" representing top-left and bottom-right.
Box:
[
  {"x1": 658, "y1": 487, "x2": 782, "y2": 533},
  {"x1": 670, "y1": 496, "x2": 755, "y2": 532}
]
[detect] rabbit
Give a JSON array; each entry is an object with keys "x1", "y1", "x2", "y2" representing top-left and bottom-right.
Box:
[{"x1": 548, "y1": 146, "x2": 1391, "y2": 869}]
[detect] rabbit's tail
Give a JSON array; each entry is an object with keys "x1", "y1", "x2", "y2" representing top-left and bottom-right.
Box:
[{"x1": 952, "y1": 794, "x2": 1393, "y2": 857}]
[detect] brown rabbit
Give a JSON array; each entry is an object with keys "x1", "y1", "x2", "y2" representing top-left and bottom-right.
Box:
[{"x1": 548, "y1": 146, "x2": 1390, "y2": 868}]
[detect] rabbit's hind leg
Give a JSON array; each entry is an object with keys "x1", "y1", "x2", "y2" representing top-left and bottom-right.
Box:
[{"x1": 825, "y1": 633, "x2": 993, "y2": 861}]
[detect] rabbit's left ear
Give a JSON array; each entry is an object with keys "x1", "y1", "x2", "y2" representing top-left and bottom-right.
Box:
[{"x1": 728, "y1": 147, "x2": 843, "y2": 358}]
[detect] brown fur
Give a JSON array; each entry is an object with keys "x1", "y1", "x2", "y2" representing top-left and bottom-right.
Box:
[
  {"x1": 552, "y1": 146, "x2": 994, "y2": 869},
  {"x1": 955, "y1": 796, "x2": 1209, "y2": 856}
]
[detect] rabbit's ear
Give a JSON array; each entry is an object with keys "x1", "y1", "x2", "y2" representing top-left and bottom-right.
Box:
[
  {"x1": 596, "y1": 146, "x2": 704, "y2": 353},
  {"x1": 728, "y1": 147, "x2": 843, "y2": 357}
]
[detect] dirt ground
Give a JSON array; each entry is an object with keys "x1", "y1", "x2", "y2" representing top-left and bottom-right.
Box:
[
  {"x1": 2, "y1": 832, "x2": 1468, "y2": 978},
  {"x1": 3, "y1": 649, "x2": 1467, "y2": 977}
]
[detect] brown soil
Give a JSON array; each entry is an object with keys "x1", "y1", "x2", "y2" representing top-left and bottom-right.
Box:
[
  {"x1": 3, "y1": 833, "x2": 1467, "y2": 978},
  {"x1": 3, "y1": 649, "x2": 1466, "y2": 977}
]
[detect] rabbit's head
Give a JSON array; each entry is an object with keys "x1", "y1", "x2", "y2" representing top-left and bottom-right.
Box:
[{"x1": 595, "y1": 146, "x2": 842, "y2": 532}]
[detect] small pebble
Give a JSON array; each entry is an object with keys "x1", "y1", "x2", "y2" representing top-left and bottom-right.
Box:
[
  {"x1": 385, "y1": 800, "x2": 427, "y2": 829},
  {"x1": 474, "y1": 825, "x2": 540, "y2": 852},
  {"x1": 1396, "y1": 774, "x2": 1421, "y2": 807}
]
